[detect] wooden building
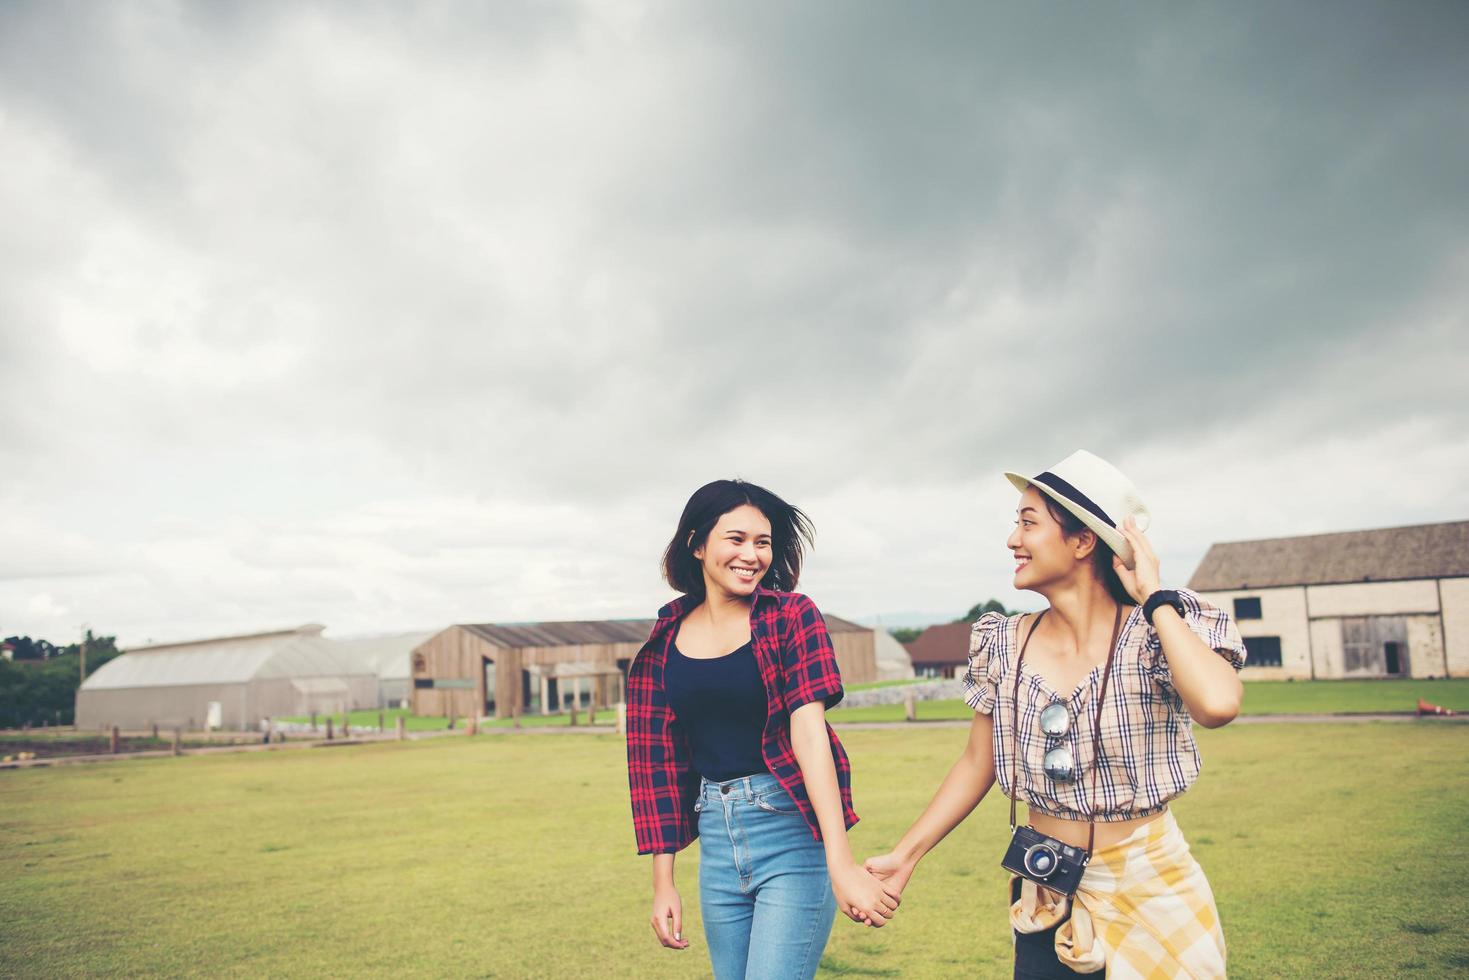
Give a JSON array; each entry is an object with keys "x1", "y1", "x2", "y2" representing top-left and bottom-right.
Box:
[
  {"x1": 412, "y1": 611, "x2": 878, "y2": 720},
  {"x1": 1190, "y1": 519, "x2": 1469, "y2": 680}
]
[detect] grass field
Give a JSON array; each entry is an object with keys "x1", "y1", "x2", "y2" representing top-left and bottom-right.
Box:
[
  {"x1": 2, "y1": 719, "x2": 1466, "y2": 978},
  {"x1": 828, "y1": 678, "x2": 1469, "y2": 724},
  {"x1": 272, "y1": 706, "x2": 620, "y2": 732}
]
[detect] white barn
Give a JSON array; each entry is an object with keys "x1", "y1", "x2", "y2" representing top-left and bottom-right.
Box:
[
  {"x1": 1189, "y1": 520, "x2": 1469, "y2": 680},
  {"x1": 76, "y1": 624, "x2": 381, "y2": 731}
]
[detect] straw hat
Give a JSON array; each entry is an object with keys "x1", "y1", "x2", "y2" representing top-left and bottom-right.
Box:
[{"x1": 1004, "y1": 450, "x2": 1150, "y2": 569}]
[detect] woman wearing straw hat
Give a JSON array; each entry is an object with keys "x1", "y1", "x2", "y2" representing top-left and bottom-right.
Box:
[{"x1": 864, "y1": 450, "x2": 1247, "y2": 978}]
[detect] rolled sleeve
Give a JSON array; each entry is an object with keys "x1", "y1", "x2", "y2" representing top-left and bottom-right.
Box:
[
  {"x1": 963, "y1": 612, "x2": 1008, "y2": 714},
  {"x1": 781, "y1": 594, "x2": 845, "y2": 711}
]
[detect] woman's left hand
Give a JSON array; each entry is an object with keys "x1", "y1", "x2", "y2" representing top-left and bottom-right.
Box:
[{"x1": 1112, "y1": 516, "x2": 1162, "y2": 604}]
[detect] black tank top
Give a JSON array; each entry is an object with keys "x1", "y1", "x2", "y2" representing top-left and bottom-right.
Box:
[{"x1": 663, "y1": 639, "x2": 769, "y2": 782}]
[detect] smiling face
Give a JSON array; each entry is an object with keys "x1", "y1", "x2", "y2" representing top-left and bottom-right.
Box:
[
  {"x1": 694, "y1": 504, "x2": 773, "y2": 600},
  {"x1": 1006, "y1": 486, "x2": 1096, "y2": 593}
]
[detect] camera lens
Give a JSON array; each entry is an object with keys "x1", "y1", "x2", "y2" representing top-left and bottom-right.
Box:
[{"x1": 1023, "y1": 843, "x2": 1059, "y2": 878}]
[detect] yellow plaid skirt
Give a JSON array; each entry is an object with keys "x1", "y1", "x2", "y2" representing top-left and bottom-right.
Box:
[{"x1": 1010, "y1": 810, "x2": 1227, "y2": 978}]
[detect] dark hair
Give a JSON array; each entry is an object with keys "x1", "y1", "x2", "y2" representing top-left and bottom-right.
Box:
[
  {"x1": 1040, "y1": 495, "x2": 1136, "y2": 606},
  {"x1": 662, "y1": 479, "x2": 814, "y2": 598}
]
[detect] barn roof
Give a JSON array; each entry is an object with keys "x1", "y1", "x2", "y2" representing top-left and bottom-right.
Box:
[
  {"x1": 903, "y1": 620, "x2": 974, "y2": 666},
  {"x1": 82, "y1": 625, "x2": 375, "y2": 691},
  {"x1": 461, "y1": 620, "x2": 657, "y2": 648},
  {"x1": 1187, "y1": 519, "x2": 1469, "y2": 591},
  {"x1": 455, "y1": 609, "x2": 870, "y2": 650}
]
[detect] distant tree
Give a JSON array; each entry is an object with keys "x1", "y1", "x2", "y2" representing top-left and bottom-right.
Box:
[
  {"x1": 888, "y1": 627, "x2": 925, "y2": 645},
  {"x1": 0, "y1": 630, "x2": 122, "y2": 727},
  {"x1": 958, "y1": 598, "x2": 1010, "y2": 622}
]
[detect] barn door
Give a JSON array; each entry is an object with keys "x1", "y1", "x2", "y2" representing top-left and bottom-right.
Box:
[{"x1": 1341, "y1": 616, "x2": 1408, "y2": 677}]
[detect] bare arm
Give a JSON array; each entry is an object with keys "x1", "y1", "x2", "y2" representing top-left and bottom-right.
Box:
[
  {"x1": 649, "y1": 852, "x2": 688, "y2": 949},
  {"x1": 1151, "y1": 606, "x2": 1242, "y2": 727},
  {"x1": 1114, "y1": 517, "x2": 1242, "y2": 728},
  {"x1": 864, "y1": 711, "x2": 998, "y2": 894},
  {"x1": 790, "y1": 701, "x2": 901, "y2": 925}
]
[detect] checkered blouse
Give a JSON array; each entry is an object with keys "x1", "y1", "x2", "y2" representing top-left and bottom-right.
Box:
[{"x1": 963, "y1": 590, "x2": 1247, "y2": 822}]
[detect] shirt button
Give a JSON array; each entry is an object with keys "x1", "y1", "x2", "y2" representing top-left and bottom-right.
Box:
[{"x1": 720, "y1": 785, "x2": 730, "y2": 795}]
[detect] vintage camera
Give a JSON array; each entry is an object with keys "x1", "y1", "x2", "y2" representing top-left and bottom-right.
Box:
[{"x1": 1000, "y1": 825, "x2": 1089, "y2": 896}]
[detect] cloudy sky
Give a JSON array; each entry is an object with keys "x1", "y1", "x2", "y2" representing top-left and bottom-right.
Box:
[{"x1": 2, "y1": 1, "x2": 1466, "y2": 647}]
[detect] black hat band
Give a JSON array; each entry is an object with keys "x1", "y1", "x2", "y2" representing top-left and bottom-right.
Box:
[{"x1": 1031, "y1": 471, "x2": 1116, "y2": 529}]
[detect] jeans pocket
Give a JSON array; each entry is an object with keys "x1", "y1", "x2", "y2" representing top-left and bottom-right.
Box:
[{"x1": 753, "y1": 788, "x2": 801, "y2": 815}]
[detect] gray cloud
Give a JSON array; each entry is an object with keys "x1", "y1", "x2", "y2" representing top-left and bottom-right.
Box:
[{"x1": 1, "y1": 1, "x2": 1466, "y2": 642}]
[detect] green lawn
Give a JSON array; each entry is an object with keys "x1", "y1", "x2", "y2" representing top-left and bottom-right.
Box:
[
  {"x1": 273, "y1": 706, "x2": 616, "y2": 732},
  {"x1": 2, "y1": 721, "x2": 1466, "y2": 977},
  {"x1": 829, "y1": 678, "x2": 1469, "y2": 723}
]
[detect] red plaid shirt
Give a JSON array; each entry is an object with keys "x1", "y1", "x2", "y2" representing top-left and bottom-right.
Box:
[{"x1": 626, "y1": 587, "x2": 857, "y2": 855}]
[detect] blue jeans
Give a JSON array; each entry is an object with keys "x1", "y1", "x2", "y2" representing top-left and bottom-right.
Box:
[{"x1": 696, "y1": 773, "x2": 837, "y2": 980}]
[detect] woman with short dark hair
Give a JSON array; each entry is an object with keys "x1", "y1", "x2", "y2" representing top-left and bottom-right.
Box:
[
  {"x1": 865, "y1": 451, "x2": 1246, "y2": 978},
  {"x1": 627, "y1": 478, "x2": 898, "y2": 979}
]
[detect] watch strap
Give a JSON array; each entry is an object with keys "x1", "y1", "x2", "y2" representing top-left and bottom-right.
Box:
[{"x1": 1143, "y1": 589, "x2": 1184, "y2": 625}]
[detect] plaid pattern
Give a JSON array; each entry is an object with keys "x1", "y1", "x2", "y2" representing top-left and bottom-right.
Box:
[
  {"x1": 626, "y1": 587, "x2": 855, "y2": 855},
  {"x1": 964, "y1": 589, "x2": 1247, "y2": 821},
  {"x1": 1011, "y1": 810, "x2": 1228, "y2": 978}
]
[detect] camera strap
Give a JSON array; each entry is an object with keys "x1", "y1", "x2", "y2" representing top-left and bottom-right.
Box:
[{"x1": 1009, "y1": 602, "x2": 1125, "y2": 859}]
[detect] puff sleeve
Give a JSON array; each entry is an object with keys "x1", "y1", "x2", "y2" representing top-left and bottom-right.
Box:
[
  {"x1": 1144, "y1": 589, "x2": 1248, "y2": 697},
  {"x1": 963, "y1": 612, "x2": 1009, "y2": 715}
]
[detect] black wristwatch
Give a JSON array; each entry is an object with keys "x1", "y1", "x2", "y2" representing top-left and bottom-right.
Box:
[{"x1": 1143, "y1": 589, "x2": 1185, "y2": 625}]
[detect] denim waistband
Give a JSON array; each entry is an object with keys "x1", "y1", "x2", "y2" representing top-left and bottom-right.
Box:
[{"x1": 698, "y1": 771, "x2": 781, "y2": 801}]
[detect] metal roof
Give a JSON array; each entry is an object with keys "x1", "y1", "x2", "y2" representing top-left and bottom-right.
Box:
[
  {"x1": 1188, "y1": 519, "x2": 1469, "y2": 591},
  {"x1": 457, "y1": 610, "x2": 870, "y2": 649},
  {"x1": 461, "y1": 620, "x2": 657, "y2": 648},
  {"x1": 81, "y1": 625, "x2": 377, "y2": 691}
]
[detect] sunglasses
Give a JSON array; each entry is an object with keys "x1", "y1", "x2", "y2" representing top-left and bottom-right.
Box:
[{"x1": 1038, "y1": 701, "x2": 1077, "y2": 782}]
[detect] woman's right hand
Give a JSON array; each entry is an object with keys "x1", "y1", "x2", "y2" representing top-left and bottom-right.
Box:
[
  {"x1": 863, "y1": 851, "x2": 917, "y2": 899},
  {"x1": 650, "y1": 882, "x2": 689, "y2": 950}
]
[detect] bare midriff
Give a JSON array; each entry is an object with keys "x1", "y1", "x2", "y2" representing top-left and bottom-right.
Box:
[{"x1": 1028, "y1": 807, "x2": 1166, "y2": 851}]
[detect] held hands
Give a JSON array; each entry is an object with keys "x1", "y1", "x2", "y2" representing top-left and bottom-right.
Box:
[
  {"x1": 650, "y1": 882, "x2": 689, "y2": 950},
  {"x1": 830, "y1": 861, "x2": 902, "y2": 927},
  {"x1": 862, "y1": 851, "x2": 916, "y2": 899},
  {"x1": 1112, "y1": 515, "x2": 1162, "y2": 605}
]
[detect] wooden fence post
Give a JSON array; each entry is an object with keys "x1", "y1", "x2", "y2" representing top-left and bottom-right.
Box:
[
  {"x1": 110, "y1": 726, "x2": 120, "y2": 754},
  {"x1": 513, "y1": 704, "x2": 521, "y2": 730},
  {"x1": 342, "y1": 713, "x2": 350, "y2": 737},
  {"x1": 904, "y1": 693, "x2": 916, "y2": 723},
  {"x1": 326, "y1": 718, "x2": 334, "y2": 741},
  {"x1": 447, "y1": 713, "x2": 455, "y2": 731},
  {"x1": 467, "y1": 715, "x2": 478, "y2": 736},
  {"x1": 378, "y1": 711, "x2": 385, "y2": 734},
  {"x1": 266, "y1": 718, "x2": 275, "y2": 745},
  {"x1": 310, "y1": 711, "x2": 317, "y2": 732},
  {"x1": 569, "y1": 704, "x2": 578, "y2": 727},
  {"x1": 172, "y1": 728, "x2": 182, "y2": 756},
  {"x1": 151, "y1": 722, "x2": 159, "y2": 740},
  {"x1": 396, "y1": 716, "x2": 406, "y2": 741}
]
